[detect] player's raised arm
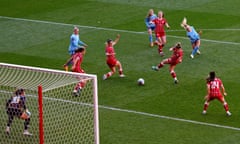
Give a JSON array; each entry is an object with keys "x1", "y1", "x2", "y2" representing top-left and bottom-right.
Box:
[
  {"x1": 78, "y1": 40, "x2": 88, "y2": 47},
  {"x1": 112, "y1": 34, "x2": 120, "y2": 46},
  {"x1": 180, "y1": 17, "x2": 190, "y2": 30}
]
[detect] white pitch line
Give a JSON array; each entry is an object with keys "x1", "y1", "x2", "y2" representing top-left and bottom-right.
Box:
[
  {"x1": 23, "y1": 91, "x2": 240, "y2": 132},
  {"x1": 2, "y1": 89, "x2": 238, "y2": 131},
  {"x1": 167, "y1": 28, "x2": 240, "y2": 32},
  {"x1": 169, "y1": 35, "x2": 240, "y2": 45},
  {"x1": 0, "y1": 16, "x2": 240, "y2": 45},
  {"x1": 197, "y1": 28, "x2": 240, "y2": 31},
  {"x1": 99, "y1": 105, "x2": 240, "y2": 131},
  {"x1": 0, "y1": 16, "x2": 144, "y2": 34}
]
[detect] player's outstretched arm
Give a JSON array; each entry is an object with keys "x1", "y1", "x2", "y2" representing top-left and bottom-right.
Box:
[
  {"x1": 165, "y1": 23, "x2": 170, "y2": 29},
  {"x1": 112, "y1": 34, "x2": 120, "y2": 46},
  {"x1": 180, "y1": 17, "x2": 191, "y2": 31}
]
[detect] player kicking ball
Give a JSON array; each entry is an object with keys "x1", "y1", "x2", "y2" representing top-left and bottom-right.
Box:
[{"x1": 152, "y1": 42, "x2": 183, "y2": 84}]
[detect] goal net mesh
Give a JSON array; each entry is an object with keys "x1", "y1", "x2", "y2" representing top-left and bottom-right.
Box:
[{"x1": 0, "y1": 63, "x2": 99, "y2": 144}]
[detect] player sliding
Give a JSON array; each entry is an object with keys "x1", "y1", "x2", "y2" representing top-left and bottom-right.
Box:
[
  {"x1": 103, "y1": 34, "x2": 125, "y2": 80},
  {"x1": 5, "y1": 89, "x2": 32, "y2": 136},
  {"x1": 152, "y1": 42, "x2": 183, "y2": 84},
  {"x1": 202, "y1": 71, "x2": 231, "y2": 116},
  {"x1": 181, "y1": 17, "x2": 201, "y2": 59}
]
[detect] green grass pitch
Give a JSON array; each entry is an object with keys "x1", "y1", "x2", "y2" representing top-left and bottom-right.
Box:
[{"x1": 1, "y1": 0, "x2": 240, "y2": 143}]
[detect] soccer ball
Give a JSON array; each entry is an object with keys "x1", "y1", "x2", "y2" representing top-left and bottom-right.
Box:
[
  {"x1": 26, "y1": 110, "x2": 31, "y2": 116},
  {"x1": 137, "y1": 78, "x2": 145, "y2": 86}
]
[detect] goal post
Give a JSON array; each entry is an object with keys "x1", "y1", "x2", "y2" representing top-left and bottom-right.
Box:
[
  {"x1": 0, "y1": 63, "x2": 99, "y2": 144},
  {"x1": 38, "y1": 85, "x2": 44, "y2": 144}
]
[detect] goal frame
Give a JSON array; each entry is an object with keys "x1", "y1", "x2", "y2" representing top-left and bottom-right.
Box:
[{"x1": 0, "y1": 63, "x2": 100, "y2": 144}]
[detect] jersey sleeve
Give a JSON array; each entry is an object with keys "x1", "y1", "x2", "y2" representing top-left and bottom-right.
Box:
[{"x1": 78, "y1": 40, "x2": 86, "y2": 46}]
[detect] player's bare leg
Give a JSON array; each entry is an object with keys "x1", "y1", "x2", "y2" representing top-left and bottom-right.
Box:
[
  {"x1": 155, "y1": 38, "x2": 164, "y2": 56},
  {"x1": 63, "y1": 57, "x2": 73, "y2": 71},
  {"x1": 6, "y1": 115, "x2": 13, "y2": 135},
  {"x1": 169, "y1": 65, "x2": 178, "y2": 84},
  {"x1": 160, "y1": 36, "x2": 167, "y2": 49},
  {"x1": 116, "y1": 61, "x2": 125, "y2": 77},
  {"x1": 196, "y1": 40, "x2": 201, "y2": 55},
  {"x1": 73, "y1": 80, "x2": 86, "y2": 96},
  {"x1": 103, "y1": 67, "x2": 116, "y2": 80},
  {"x1": 202, "y1": 101, "x2": 209, "y2": 115},
  {"x1": 23, "y1": 117, "x2": 32, "y2": 136},
  {"x1": 220, "y1": 98, "x2": 231, "y2": 116},
  {"x1": 152, "y1": 58, "x2": 168, "y2": 71},
  {"x1": 148, "y1": 29, "x2": 154, "y2": 47},
  {"x1": 190, "y1": 40, "x2": 201, "y2": 58}
]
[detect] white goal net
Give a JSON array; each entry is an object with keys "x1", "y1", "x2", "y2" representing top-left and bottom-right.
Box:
[{"x1": 0, "y1": 63, "x2": 99, "y2": 144}]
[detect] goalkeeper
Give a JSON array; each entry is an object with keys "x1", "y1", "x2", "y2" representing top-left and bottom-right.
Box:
[{"x1": 5, "y1": 89, "x2": 32, "y2": 136}]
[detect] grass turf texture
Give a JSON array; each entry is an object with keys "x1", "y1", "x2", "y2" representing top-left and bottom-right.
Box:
[{"x1": 1, "y1": 0, "x2": 240, "y2": 143}]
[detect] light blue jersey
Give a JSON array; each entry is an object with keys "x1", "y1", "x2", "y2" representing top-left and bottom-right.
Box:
[
  {"x1": 68, "y1": 34, "x2": 86, "y2": 55},
  {"x1": 187, "y1": 26, "x2": 200, "y2": 43},
  {"x1": 145, "y1": 14, "x2": 157, "y2": 30}
]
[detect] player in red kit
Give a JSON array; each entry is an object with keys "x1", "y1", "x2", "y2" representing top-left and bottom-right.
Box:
[
  {"x1": 151, "y1": 11, "x2": 170, "y2": 56},
  {"x1": 103, "y1": 34, "x2": 125, "y2": 80},
  {"x1": 71, "y1": 46, "x2": 87, "y2": 96},
  {"x1": 202, "y1": 71, "x2": 231, "y2": 116},
  {"x1": 152, "y1": 42, "x2": 183, "y2": 84}
]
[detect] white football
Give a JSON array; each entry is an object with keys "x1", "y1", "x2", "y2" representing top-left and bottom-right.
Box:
[
  {"x1": 137, "y1": 78, "x2": 145, "y2": 85},
  {"x1": 26, "y1": 110, "x2": 31, "y2": 116}
]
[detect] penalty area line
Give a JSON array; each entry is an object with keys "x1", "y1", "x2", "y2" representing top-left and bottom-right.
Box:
[{"x1": 99, "y1": 105, "x2": 240, "y2": 131}]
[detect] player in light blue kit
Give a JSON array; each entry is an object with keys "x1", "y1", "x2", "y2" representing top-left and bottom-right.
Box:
[
  {"x1": 145, "y1": 9, "x2": 157, "y2": 47},
  {"x1": 181, "y1": 17, "x2": 201, "y2": 59},
  {"x1": 64, "y1": 26, "x2": 88, "y2": 71}
]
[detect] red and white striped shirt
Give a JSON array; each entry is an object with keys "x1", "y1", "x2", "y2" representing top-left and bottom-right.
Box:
[{"x1": 207, "y1": 78, "x2": 223, "y2": 97}]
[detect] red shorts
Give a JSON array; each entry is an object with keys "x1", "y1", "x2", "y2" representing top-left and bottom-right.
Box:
[
  {"x1": 107, "y1": 58, "x2": 117, "y2": 67},
  {"x1": 72, "y1": 68, "x2": 85, "y2": 73},
  {"x1": 155, "y1": 32, "x2": 166, "y2": 38},
  {"x1": 167, "y1": 58, "x2": 180, "y2": 66},
  {"x1": 208, "y1": 95, "x2": 224, "y2": 102}
]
